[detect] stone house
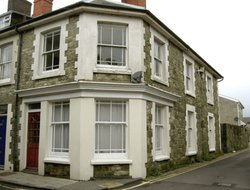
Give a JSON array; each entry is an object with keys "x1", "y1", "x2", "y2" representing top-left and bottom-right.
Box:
[
  {"x1": 243, "y1": 117, "x2": 250, "y2": 141},
  {"x1": 0, "y1": 0, "x2": 223, "y2": 180},
  {"x1": 219, "y1": 95, "x2": 245, "y2": 126}
]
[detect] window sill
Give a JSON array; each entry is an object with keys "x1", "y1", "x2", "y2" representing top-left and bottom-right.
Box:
[
  {"x1": 91, "y1": 159, "x2": 132, "y2": 165},
  {"x1": 155, "y1": 155, "x2": 170, "y2": 162},
  {"x1": 186, "y1": 151, "x2": 197, "y2": 156},
  {"x1": 0, "y1": 79, "x2": 11, "y2": 86},
  {"x1": 207, "y1": 101, "x2": 214, "y2": 106},
  {"x1": 32, "y1": 70, "x2": 65, "y2": 80},
  {"x1": 93, "y1": 67, "x2": 132, "y2": 75},
  {"x1": 185, "y1": 91, "x2": 196, "y2": 98},
  {"x1": 44, "y1": 157, "x2": 70, "y2": 164},
  {"x1": 209, "y1": 148, "x2": 216, "y2": 152},
  {"x1": 152, "y1": 76, "x2": 169, "y2": 86}
]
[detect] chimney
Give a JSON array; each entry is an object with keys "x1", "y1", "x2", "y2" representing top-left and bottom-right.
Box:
[
  {"x1": 8, "y1": 0, "x2": 32, "y2": 16},
  {"x1": 121, "y1": 0, "x2": 146, "y2": 8},
  {"x1": 33, "y1": 0, "x2": 53, "y2": 17}
]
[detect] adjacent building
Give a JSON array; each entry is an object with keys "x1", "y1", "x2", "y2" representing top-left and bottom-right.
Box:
[
  {"x1": 219, "y1": 95, "x2": 245, "y2": 126},
  {"x1": 0, "y1": 0, "x2": 223, "y2": 180}
]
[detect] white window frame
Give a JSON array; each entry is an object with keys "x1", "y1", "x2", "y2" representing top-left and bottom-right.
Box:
[
  {"x1": 151, "y1": 28, "x2": 169, "y2": 85},
  {"x1": 0, "y1": 43, "x2": 12, "y2": 84},
  {"x1": 208, "y1": 112, "x2": 216, "y2": 152},
  {"x1": 183, "y1": 54, "x2": 195, "y2": 97},
  {"x1": 32, "y1": 20, "x2": 67, "y2": 80},
  {"x1": 42, "y1": 30, "x2": 61, "y2": 72},
  {"x1": 185, "y1": 104, "x2": 197, "y2": 156},
  {"x1": 153, "y1": 103, "x2": 170, "y2": 161},
  {"x1": 49, "y1": 101, "x2": 70, "y2": 158},
  {"x1": 206, "y1": 72, "x2": 214, "y2": 105},
  {"x1": 95, "y1": 100, "x2": 128, "y2": 160},
  {"x1": 97, "y1": 23, "x2": 128, "y2": 69}
]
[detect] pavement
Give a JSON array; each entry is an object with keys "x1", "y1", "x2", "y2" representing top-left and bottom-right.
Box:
[{"x1": 0, "y1": 146, "x2": 249, "y2": 190}]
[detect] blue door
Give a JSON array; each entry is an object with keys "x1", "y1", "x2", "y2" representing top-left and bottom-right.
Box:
[{"x1": 0, "y1": 116, "x2": 7, "y2": 168}]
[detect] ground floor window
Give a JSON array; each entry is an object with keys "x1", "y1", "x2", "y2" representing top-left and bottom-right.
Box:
[
  {"x1": 51, "y1": 101, "x2": 69, "y2": 154},
  {"x1": 185, "y1": 104, "x2": 197, "y2": 155},
  {"x1": 154, "y1": 103, "x2": 170, "y2": 160},
  {"x1": 208, "y1": 113, "x2": 216, "y2": 151},
  {"x1": 95, "y1": 100, "x2": 127, "y2": 158}
]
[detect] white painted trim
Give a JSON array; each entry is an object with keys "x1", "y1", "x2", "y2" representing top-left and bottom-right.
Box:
[
  {"x1": 44, "y1": 157, "x2": 70, "y2": 164},
  {"x1": 183, "y1": 53, "x2": 196, "y2": 97},
  {"x1": 32, "y1": 19, "x2": 67, "y2": 80},
  {"x1": 0, "y1": 36, "x2": 18, "y2": 86},
  {"x1": 185, "y1": 104, "x2": 197, "y2": 156},
  {"x1": 150, "y1": 26, "x2": 169, "y2": 86},
  {"x1": 207, "y1": 112, "x2": 216, "y2": 152},
  {"x1": 152, "y1": 103, "x2": 170, "y2": 161},
  {"x1": 16, "y1": 82, "x2": 179, "y2": 106},
  {"x1": 91, "y1": 159, "x2": 132, "y2": 165},
  {"x1": 206, "y1": 72, "x2": 214, "y2": 105}
]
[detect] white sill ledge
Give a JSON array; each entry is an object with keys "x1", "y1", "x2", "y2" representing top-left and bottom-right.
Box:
[
  {"x1": 155, "y1": 155, "x2": 170, "y2": 162},
  {"x1": 152, "y1": 76, "x2": 169, "y2": 86},
  {"x1": 93, "y1": 68, "x2": 132, "y2": 75},
  {"x1": 209, "y1": 149, "x2": 216, "y2": 152},
  {"x1": 186, "y1": 151, "x2": 197, "y2": 156},
  {"x1": 91, "y1": 159, "x2": 132, "y2": 165},
  {"x1": 44, "y1": 157, "x2": 70, "y2": 164}
]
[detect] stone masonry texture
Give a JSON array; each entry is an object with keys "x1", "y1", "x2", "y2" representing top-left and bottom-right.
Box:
[{"x1": 143, "y1": 21, "x2": 222, "y2": 176}]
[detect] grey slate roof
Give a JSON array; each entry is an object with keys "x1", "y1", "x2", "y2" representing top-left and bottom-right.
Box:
[{"x1": 82, "y1": 0, "x2": 145, "y2": 9}]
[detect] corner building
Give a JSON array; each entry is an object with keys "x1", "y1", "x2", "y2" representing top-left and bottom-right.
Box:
[{"x1": 0, "y1": 0, "x2": 223, "y2": 180}]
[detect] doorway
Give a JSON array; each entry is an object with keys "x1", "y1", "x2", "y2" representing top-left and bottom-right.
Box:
[{"x1": 0, "y1": 116, "x2": 7, "y2": 169}]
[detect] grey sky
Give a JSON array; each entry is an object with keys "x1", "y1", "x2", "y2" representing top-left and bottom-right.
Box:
[{"x1": 1, "y1": 0, "x2": 249, "y2": 116}]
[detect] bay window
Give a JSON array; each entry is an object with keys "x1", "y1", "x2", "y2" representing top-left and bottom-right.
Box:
[
  {"x1": 97, "y1": 23, "x2": 127, "y2": 67},
  {"x1": 51, "y1": 102, "x2": 69, "y2": 154},
  {"x1": 95, "y1": 100, "x2": 127, "y2": 158}
]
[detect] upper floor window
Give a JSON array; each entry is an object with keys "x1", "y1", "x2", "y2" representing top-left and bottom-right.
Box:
[
  {"x1": 0, "y1": 44, "x2": 12, "y2": 82},
  {"x1": 154, "y1": 39, "x2": 163, "y2": 78},
  {"x1": 95, "y1": 100, "x2": 127, "y2": 159},
  {"x1": 206, "y1": 72, "x2": 214, "y2": 104},
  {"x1": 32, "y1": 20, "x2": 67, "y2": 80},
  {"x1": 184, "y1": 54, "x2": 195, "y2": 97},
  {"x1": 43, "y1": 30, "x2": 60, "y2": 71},
  {"x1": 97, "y1": 23, "x2": 127, "y2": 67}
]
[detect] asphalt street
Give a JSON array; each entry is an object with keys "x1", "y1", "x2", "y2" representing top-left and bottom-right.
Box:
[{"x1": 131, "y1": 150, "x2": 250, "y2": 190}]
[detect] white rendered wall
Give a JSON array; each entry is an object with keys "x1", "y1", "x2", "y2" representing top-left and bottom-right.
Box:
[
  {"x1": 128, "y1": 99, "x2": 147, "y2": 178},
  {"x1": 77, "y1": 13, "x2": 145, "y2": 80}
]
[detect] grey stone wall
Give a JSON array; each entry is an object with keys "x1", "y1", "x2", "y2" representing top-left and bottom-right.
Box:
[
  {"x1": 19, "y1": 15, "x2": 79, "y2": 90},
  {"x1": 45, "y1": 163, "x2": 70, "y2": 179},
  {"x1": 143, "y1": 21, "x2": 221, "y2": 176},
  {"x1": 94, "y1": 165, "x2": 129, "y2": 178},
  {"x1": 221, "y1": 124, "x2": 249, "y2": 153}
]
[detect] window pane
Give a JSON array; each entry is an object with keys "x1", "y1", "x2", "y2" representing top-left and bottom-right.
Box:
[
  {"x1": 101, "y1": 25, "x2": 112, "y2": 44},
  {"x1": 63, "y1": 124, "x2": 69, "y2": 152},
  {"x1": 99, "y1": 103, "x2": 110, "y2": 121},
  {"x1": 2, "y1": 45, "x2": 12, "y2": 62},
  {"x1": 3, "y1": 63, "x2": 10, "y2": 78},
  {"x1": 53, "y1": 31, "x2": 60, "y2": 50},
  {"x1": 111, "y1": 124, "x2": 123, "y2": 152},
  {"x1": 154, "y1": 41, "x2": 159, "y2": 58},
  {"x1": 112, "y1": 47, "x2": 123, "y2": 66},
  {"x1": 98, "y1": 25, "x2": 101, "y2": 44},
  {"x1": 62, "y1": 103, "x2": 69, "y2": 121},
  {"x1": 44, "y1": 53, "x2": 52, "y2": 71},
  {"x1": 45, "y1": 34, "x2": 53, "y2": 52},
  {"x1": 53, "y1": 51, "x2": 60, "y2": 69},
  {"x1": 155, "y1": 125, "x2": 162, "y2": 151},
  {"x1": 98, "y1": 125, "x2": 110, "y2": 153},
  {"x1": 53, "y1": 125, "x2": 62, "y2": 152},
  {"x1": 113, "y1": 26, "x2": 123, "y2": 45},
  {"x1": 112, "y1": 103, "x2": 122, "y2": 122},
  {"x1": 53, "y1": 104, "x2": 61, "y2": 122},
  {"x1": 100, "y1": 46, "x2": 112, "y2": 64}
]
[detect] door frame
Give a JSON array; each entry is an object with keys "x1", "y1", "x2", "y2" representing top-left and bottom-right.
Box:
[
  {"x1": 0, "y1": 114, "x2": 7, "y2": 169},
  {"x1": 26, "y1": 107, "x2": 41, "y2": 170}
]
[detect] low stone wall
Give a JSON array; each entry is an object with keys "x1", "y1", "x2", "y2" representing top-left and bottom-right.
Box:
[{"x1": 221, "y1": 124, "x2": 249, "y2": 153}]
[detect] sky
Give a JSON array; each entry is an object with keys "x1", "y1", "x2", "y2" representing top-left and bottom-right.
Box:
[{"x1": 1, "y1": 0, "x2": 249, "y2": 116}]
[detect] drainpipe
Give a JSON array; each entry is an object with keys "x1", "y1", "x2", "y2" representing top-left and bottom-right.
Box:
[{"x1": 13, "y1": 26, "x2": 22, "y2": 171}]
